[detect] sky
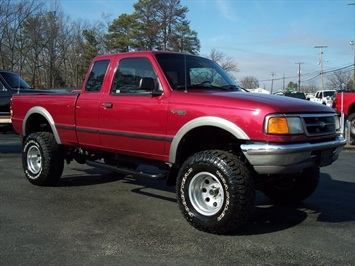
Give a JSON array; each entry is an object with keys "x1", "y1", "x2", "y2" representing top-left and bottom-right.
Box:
[{"x1": 60, "y1": 0, "x2": 355, "y2": 91}]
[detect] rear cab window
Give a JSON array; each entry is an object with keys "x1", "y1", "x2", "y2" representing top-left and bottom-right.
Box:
[{"x1": 85, "y1": 60, "x2": 110, "y2": 92}]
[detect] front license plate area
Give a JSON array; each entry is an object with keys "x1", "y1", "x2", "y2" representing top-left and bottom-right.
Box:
[{"x1": 319, "y1": 149, "x2": 333, "y2": 167}]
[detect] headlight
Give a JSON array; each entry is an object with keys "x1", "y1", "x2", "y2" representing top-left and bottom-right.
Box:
[{"x1": 265, "y1": 115, "x2": 304, "y2": 135}]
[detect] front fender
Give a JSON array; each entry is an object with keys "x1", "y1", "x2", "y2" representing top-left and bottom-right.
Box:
[{"x1": 169, "y1": 116, "x2": 250, "y2": 163}]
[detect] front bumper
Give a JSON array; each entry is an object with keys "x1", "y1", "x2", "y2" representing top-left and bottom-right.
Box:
[{"x1": 240, "y1": 136, "x2": 346, "y2": 175}]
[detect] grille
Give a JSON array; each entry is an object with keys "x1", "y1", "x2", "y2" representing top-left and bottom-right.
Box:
[{"x1": 301, "y1": 114, "x2": 336, "y2": 136}]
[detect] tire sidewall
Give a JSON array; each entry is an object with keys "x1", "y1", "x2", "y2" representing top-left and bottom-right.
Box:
[
  {"x1": 178, "y1": 162, "x2": 232, "y2": 225},
  {"x1": 176, "y1": 150, "x2": 255, "y2": 234},
  {"x1": 22, "y1": 132, "x2": 63, "y2": 186},
  {"x1": 347, "y1": 113, "x2": 355, "y2": 138},
  {"x1": 23, "y1": 137, "x2": 46, "y2": 181}
]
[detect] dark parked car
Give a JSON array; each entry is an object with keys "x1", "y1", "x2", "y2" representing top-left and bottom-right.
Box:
[
  {"x1": 0, "y1": 70, "x2": 33, "y2": 130},
  {"x1": 284, "y1": 92, "x2": 307, "y2": 100}
]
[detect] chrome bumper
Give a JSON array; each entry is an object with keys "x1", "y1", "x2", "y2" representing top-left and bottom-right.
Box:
[{"x1": 240, "y1": 137, "x2": 346, "y2": 175}]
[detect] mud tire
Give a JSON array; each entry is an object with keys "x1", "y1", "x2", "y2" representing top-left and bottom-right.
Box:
[
  {"x1": 176, "y1": 150, "x2": 255, "y2": 234},
  {"x1": 22, "y1": 132, "x2": 64, "y2": 186},
  {"x1": 347, "y1": 112, "x2": 355, "y2": 139}
]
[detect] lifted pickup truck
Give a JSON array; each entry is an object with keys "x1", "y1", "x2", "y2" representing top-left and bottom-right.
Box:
[{"x1": 11, "y1": 51, "x2": 346, "y2": 234}]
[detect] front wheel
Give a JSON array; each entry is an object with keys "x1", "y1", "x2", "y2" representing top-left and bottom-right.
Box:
[
  {"x1": 176, "y1": 150, "x2": 255, "y2": 234},
  {"x1": 22, "y1": 132, "x2": 64, "y2": 186}
]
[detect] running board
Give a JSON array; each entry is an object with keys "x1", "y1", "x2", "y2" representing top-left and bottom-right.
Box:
[{"x1": 86, "y1": 160, "x2": 167, "y2": 180}]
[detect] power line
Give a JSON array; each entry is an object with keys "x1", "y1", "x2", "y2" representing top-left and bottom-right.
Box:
[
  {"x1": 258, "y1": 63, "x2": 354, "y2": 83},
  {"x1": 302, "y1": 64, "x2": 354, "y2": 83}
]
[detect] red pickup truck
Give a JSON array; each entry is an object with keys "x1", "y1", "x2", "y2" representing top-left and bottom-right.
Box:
[
  {"x1": 332, "y1": 90, "x2": 355, "y2": 139},
  {"x1": 11, "y1": 51, "x2": 346, "y2": 234}
]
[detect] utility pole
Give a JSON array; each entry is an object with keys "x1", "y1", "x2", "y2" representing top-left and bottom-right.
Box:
[
  {"x1": 295, "y1": 62, "x2": 304, "y2": 92},
  {"x1": 349, "y1": 3, "x2": 355, "y2": 91},
  {"x1": 314, "y1": 45, "x2": 327, "y2": 97},
  {"x1": 283, "y1": 73, "x2": 285, "y2": 91},
  {"x1": 270, "y1": 72, "x2": 276, "y2": 94}
]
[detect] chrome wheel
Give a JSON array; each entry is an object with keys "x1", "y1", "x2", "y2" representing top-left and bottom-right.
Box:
[
  {"x1": 27, "y1": 145, "x2": 42, "y2": 175},
  {"x1": 188, "y1": 172, "x2": 224, "y2": 216},
  {"x1": 177, "y1": 150, "x2": 255, "y2": 234}
]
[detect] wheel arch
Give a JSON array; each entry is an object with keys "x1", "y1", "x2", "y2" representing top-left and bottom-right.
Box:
[
  {"x1": 169, "y1": 116, "x2": 250, "y2": 165},
  {"x1": 23, "y1": 106, "x2": 62, "y2": 144}
]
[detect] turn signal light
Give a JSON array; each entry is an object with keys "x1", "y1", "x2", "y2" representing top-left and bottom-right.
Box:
[{"x1": 267, "y1": 117, "x2": 289, "y2": 134}]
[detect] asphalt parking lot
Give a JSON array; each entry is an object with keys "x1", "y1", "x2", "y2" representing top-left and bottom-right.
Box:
[{"x1": 0, "y1": 132, "x2": 354, "y2": 266}]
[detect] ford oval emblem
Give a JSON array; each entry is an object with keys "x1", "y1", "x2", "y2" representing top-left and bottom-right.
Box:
[{"x1": 319, "y1": 122, "x2": 326, "y2": 128}]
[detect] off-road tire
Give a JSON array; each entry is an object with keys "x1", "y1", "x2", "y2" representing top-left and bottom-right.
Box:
[
  {"x1": 261, "y1": 165, "x2": 320, "y2": 203},
  {"x1": 347, "y1": 112, "x2": 355, "y2": 139},
  {"x1": 176, "y1": 150, "x2": 255, "y2": 234},
  {"x1": 22, "y1": 132, "x2": 64, "y2": 186}
]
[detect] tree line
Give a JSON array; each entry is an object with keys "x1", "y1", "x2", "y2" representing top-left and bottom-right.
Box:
[
  {"x1": 3, "y1": 0, "x2": 348, "y2": 92},
  {"x1": 0, "y1": 0, "x2": 203, "y2": 89}
]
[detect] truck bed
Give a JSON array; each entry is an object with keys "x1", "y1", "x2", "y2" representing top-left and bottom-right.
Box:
[{"x1": 11, "y1": 92, "x2": 80, "y2": 145}]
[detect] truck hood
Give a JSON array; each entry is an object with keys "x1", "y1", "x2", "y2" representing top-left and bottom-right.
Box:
[{"x1": 171, "y1": 90, "x2": 335, "y2": 114}]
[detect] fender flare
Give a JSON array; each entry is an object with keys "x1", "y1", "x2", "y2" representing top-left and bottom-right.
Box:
[
  {"x1": 169, "y1": 116, "x2": 250, "y2": 163},
  {"x1": 23, "y1": 106, "x2": 62, "y2": 144}
]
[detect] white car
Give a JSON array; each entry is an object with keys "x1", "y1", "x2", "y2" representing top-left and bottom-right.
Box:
[{"x1": 310, "y1": 90, "x2": 335, "y2": 107}]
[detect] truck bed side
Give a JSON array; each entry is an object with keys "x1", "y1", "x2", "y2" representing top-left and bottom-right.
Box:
[{"x1": 11, "y1": 92, "x2": 80, "y2": 145}]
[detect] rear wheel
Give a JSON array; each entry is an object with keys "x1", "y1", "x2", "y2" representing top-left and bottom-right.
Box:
[
  {"x1": 176, "y1": 150, "x2": 255, "y2": 234},
  {"x1": 261, "y1": 166, "x2": 320, "y2": 203},
  {"x1": 22, "y1": 132, "x2": 64, "y2": 186}
]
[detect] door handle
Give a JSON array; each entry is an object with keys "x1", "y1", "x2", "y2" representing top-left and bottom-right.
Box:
[{"x1": 103, "y1": 102, "x2": 113, "y2": 108}]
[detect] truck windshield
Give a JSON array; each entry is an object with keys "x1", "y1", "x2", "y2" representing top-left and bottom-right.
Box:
[
  {"x1": 155, "y1": 53, "x2": 240, "y2": 92},
  {"x1": 0, "y1": 72, "x2": 31, "y2": 89}
]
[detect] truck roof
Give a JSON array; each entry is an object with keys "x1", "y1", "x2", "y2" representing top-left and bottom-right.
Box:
[{"x1": 92, "y1": 51, "x2": 201, "y2": 60}]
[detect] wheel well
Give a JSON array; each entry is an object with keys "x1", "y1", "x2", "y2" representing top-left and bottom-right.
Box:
[
  {"x1": 25, "y1": 113, "x2": 52, "y2": 136},
  {"x1": 166, "y1": 126, "x2": 246, "y2": 186},
  {"x1": 174, "y1": 126, "x2": 244, "y2": 166},
  {"x1": 347, "y1": 103, "x2": 355, "y2": 118}
]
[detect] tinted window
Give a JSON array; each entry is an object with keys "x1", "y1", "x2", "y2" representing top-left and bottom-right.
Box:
[
  {"x1": 323, "y1": 91, "x2": 335, "y2": 97},
  {"x1": 111, "y1": 57, "x2": 158, "y2": 95},
  {"x1": 0, "y1": 72, "x2": 31, "y2": 89},
  {"x1": 284, "y1": 92, "x2": 306, "y2": 100},
  {"x1": 85, "y1": 60, "x2": 110, "y2": 92},
  {"x1": 155, "y1": 53, "x2": 237, "y2": 90}
]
